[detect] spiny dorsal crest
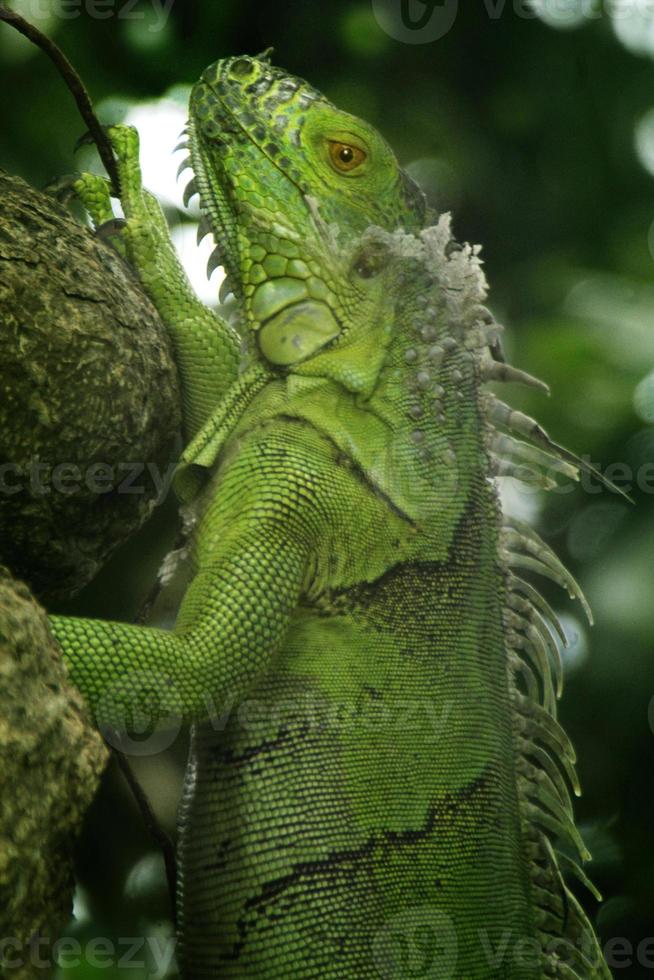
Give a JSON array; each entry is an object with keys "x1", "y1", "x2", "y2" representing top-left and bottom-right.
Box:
[{"x1": 369, "y1": 215, "x2": 610, "y2": 976}]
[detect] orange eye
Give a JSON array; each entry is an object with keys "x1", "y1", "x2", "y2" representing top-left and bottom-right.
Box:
[{"x1": 328, "y1": 141, "x2": 367, "y2": 173}]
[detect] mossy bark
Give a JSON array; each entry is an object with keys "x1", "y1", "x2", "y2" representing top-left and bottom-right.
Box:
[
  {"x1": 0, "y1": 569, "x2": 109, "y2": 978},
  {"x1": 0, "y1": 170, "x2": 181, "y2": 601},
  {"x1": 0, "y1": 172, "x2": 184, "y2": 974}
]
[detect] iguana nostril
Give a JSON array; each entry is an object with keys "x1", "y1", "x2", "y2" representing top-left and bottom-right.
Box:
[{"x1": 230, "y1": 57, "x2": 256, "y2": 79}]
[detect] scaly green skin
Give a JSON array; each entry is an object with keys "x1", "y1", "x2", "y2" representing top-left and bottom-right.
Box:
[{"x1": 49, "y1": 54, "x2": 611, "y2": 979}]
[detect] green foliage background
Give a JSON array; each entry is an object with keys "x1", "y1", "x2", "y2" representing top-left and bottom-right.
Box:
[{"x1": 2, "y1": 0, "x2": 654, "y2": 975}]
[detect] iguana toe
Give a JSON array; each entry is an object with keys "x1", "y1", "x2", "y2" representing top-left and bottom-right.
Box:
[
  {"x1": 43, "y1": 172, "x2": 83, "y2": 204},
  {"x1": 72, "y1": 172, "x2": 115, "y2": 229},
  {"x1": 95, "y1": 217, "x2": 128, "y2": 241}
]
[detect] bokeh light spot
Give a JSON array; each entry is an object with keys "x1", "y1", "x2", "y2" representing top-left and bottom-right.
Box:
[
  {"x1": 530, "y1": 0, "x2": 595, "y2": 30},
  {"x1": 611, "y1": 0, "x2": 654, "y2": 56},
  {"x1": 634, "y1": 369, "x2": 654, "y2": 422},
  {"x1": 635, "y1": 108, "x2": 654, "y2": 176},
  {"x1": 341, "y1": 4, "x2": 389, "y2": 56}
]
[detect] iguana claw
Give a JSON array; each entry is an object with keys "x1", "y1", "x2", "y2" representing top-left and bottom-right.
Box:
[
  {"x1": 43, "y1": 172, "x2": 83, "y2": 204},
  {"x1": 74, "y1": 126, "x2": 110, "y2": 153},
  {"x1": 95, "y1": 217, "x2": 128, "y2": 241}
]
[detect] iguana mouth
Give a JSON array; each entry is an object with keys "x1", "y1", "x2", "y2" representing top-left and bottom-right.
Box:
[
  {"x1": 184, "y1": 53, "x2": 325, "y2": 321},
  {"x1": 185, "y1": 113, "x2": 244, "y2": 308}
]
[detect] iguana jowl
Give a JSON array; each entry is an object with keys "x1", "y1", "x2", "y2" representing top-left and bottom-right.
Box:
[{"x1": 49, "y1": 52, "x2": 611, "y2": 978}]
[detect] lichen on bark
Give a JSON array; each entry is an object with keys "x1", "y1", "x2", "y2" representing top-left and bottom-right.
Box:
[
  {"x1": 0, "y1": 170, "x2": 181, "y2": 601},
  {"x1": 0, "y1": 168, "x2": 184, "y2": 974},
  {"x1": 0, "y1": 568, "x2": 109, "y2": 978}
]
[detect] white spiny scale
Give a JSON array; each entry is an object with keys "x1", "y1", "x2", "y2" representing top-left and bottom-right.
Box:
[
  {"x1": 515, "y1": 693, "x2": 577, "y2": 764},
  {"x1": 523, "y1": 625, "x2": 557, "y2": 713},
  {"x1": 481, "y1": 358, "x2": 551, "y2": 395},
  {"x1": 521, "y1": 757, "x2": 573, "y2": 818},
  {"x1": 554, "y1": 848, "x2": 602, "y2": 901},
  {"x1": 174, "y1": 127, "x2": 189, "y2": 154},
  {"x1": 176, "y1": 157, "x2": 193, "y2": 180},
  {"x1": 491, "y1": 431, "x2": 579, "y2": 483},
  {"x1": 520, "y1": 727, "x2": 581, "y2": 798},
  {"x1": 507, "y1": 588, "x2": 564, "y2": 699},
  {"x1": 206, "y1": 246, "x2": 223, "y2": 280},
  {"x1": 510, "y1": 652, "x2": 539, "y2": 703},
  {"x1": 470, "y1": 302, "x2": 495, "y2": 324},
  {"x1": 489, "y1": 396, "x2": 551, "y2": 444},
  {"x1": 506, "y1": 624, "x2": 556, "y2": 715},
  {"x1": 508, "y1": 576, "x2": 568, "y2": 647},
  {"x1": 518, "y1": 741, "x2": 577, "y2": 805},
  {"x1": 524, "y1": 791, "x2": 590, "y2": 863},
  {"x1": 522, "y1": 606, "x2": 564, "y2": 700},
  {"x1": 490, "y1": 454, "x2": 557, "y2": 491},
  {"x1": 532, "y1": 616, "x2": 563, "y2": 698},
  {"x1": 506, "y1": 551, "x2": 591, "y2": 624},
  {"x1": 196, "y1": 215, "x2": 212, "y2": 246},
  {"x1": 219, "y1": 277, "x2": 234, "y2": 304},
  {"x1": 502, "y1": 520, "x2": 593, "y2": 625},
  {"x1": 488, "y1": 393, "x2": 632, "y2": 502},
  {"x1": 184, "y1": 178, "x2": 199, "y2": 208}
]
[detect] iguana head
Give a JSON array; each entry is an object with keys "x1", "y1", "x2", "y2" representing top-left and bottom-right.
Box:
[{"x1": 187, "y1": 52, "x2": 426, "y2": 377}]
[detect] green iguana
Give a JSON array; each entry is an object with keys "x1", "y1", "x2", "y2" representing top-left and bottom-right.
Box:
[{"x1": 48, "y1": 52, "x2": 612, "y2": 978}]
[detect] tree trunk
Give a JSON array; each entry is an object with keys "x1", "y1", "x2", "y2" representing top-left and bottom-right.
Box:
[
  {"x1": 0, "y1": 170, "x2": 181, "y2": 601},
  {"x1": 0, "y1": 569, "x2": 109, "y2": 978},
  {"x1": 0, "y1": 171, "x2": 183, "y2": 974}
]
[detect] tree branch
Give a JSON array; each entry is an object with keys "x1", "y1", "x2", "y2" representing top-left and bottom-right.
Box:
[{"x1": 0, "y1": 5, "x2": 119, "y2": 194}]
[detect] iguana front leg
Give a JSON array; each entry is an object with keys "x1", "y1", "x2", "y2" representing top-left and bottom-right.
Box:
[
  {"x1": 74, "y1": 125, "x2": 241, "y2": 439},
  {"x1": 49, "y1": 445, "x2": 316, "y2": 730}
]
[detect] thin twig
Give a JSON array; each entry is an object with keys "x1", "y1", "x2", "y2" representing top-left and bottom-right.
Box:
[
  {"x1": 113, "y1": 749, "x2": 178, "y2": 927},
  {"x1": 0, "y1": 4, "x2": 120, "y2": 194}
]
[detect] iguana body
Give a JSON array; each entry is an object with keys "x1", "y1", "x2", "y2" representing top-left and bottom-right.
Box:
[{"x1": 49, "y1": 54, "x2": 611, "y2": 978}]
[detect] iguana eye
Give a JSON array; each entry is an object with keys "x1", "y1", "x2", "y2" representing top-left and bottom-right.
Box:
[
  {"x1": 230, "y1": 57, "x2": 256, "y2": 78},
  {"x1": 328, "y1": 141, "x2": 367, "y2": 173}
]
